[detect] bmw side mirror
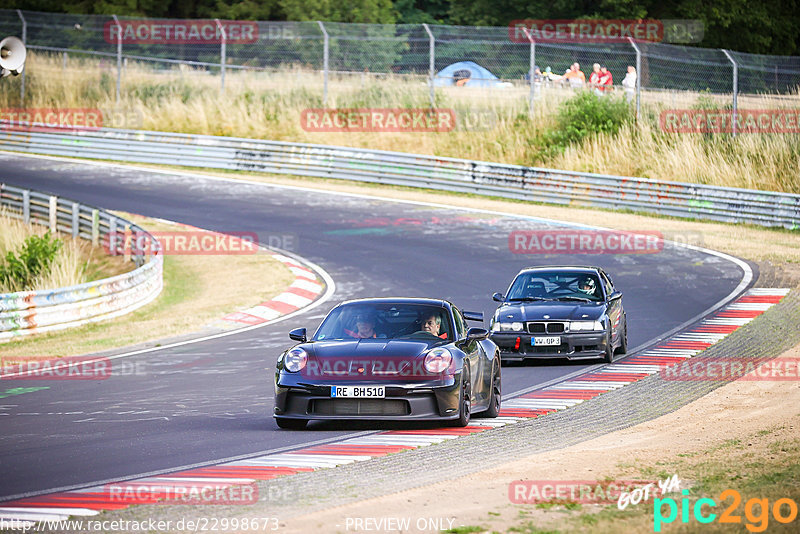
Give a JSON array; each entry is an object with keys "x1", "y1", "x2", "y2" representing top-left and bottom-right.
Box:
[
  {"x1": 492, "y1": 292, "x2": 505, "y2": 302},
  {"x1": 608, "y1": 291, "x2": 623, "y2": 301},
  {"x1": 466, "y1": 327, "x2": 489, "y2": 342},
  {"x1": 289, "y1": 327, "x2": 307, "y2": 343}
]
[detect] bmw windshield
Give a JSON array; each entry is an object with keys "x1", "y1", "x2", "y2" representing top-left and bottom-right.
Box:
[{"x1": 506, "y1": 272, "x2": 604, "y2": 303}]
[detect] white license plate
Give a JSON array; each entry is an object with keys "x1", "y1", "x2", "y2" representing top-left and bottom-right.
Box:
[
  {"x1": 533, "y1": 336, "x2": 561, "y2": 346},
  {"x1": 330, "y1": 386, "x2": 385, "y2": 398}
]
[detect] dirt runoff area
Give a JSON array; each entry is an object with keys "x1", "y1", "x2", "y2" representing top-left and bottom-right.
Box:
[{"x1": 283, "y1": 342, "x2": 800, "y2": 534}]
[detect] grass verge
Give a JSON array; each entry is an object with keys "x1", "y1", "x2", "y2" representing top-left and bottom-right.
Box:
[
  {"x1": 0, "y1": 210, "x2": 132, "y2": 292},
  {"x1": 0, "y1": 213, "x2": 296, "y2": 358},
  {"x1": 7, "y1": 52, "x2": 800, "y2": 193}
]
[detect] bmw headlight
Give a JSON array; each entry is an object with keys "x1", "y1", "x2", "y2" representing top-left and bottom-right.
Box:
[
  {"x1": 569, "y1": 320, "x2": 604, "y2": 331},
  {"x1": 284, "y1": 347, "x2": 308, "y2": 372},
  {"x1": 493, "y1": 322, "x2": 524, "y2": 332},
  {"x1": 423, "y1": 347, "x2": 453, "y2": 373}
]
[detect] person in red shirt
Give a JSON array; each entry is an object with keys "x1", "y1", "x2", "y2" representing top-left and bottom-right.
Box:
[
  {"x1": 346, "y1": 312, "x2": 378, "y2": 338},
  {"x1": 589, "y1": 63, "x2": 601, "y2": 89},
  {"x1": 599, "y1": 65, "x2": 613, "y2": 93}
]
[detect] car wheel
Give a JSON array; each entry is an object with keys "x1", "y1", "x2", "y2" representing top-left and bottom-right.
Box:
[
  {"x1": 615, "y1": 319, "x2": 628, "y2": 355},
  {"x1": 452, "y1": 372, "x2": 472, "y2": 427},
  {"x1": 275, "y1": 417, "x2": 308, "y2": 430},
  {"x1": 484, "y1": 360, "x2": 501, "y2": 418},
  {"x1": 603, "y1": 329, "x2": 614, "y2": 363}
]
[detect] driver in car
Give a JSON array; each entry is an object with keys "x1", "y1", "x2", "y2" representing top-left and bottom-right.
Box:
[
  {"x1": 422, "y1": 313, "x2": 448, "y2": 339},
  {"x1": 346, "y1": 312, "x2": 378, "y2": 339},
  {"x1": 578, "y1": 276, "x2": 598, "y2": 298}
]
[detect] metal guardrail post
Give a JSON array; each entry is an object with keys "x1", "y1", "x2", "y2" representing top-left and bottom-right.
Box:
[
  {"x1": 16, "y1": 9, "x2": 25, "y2": 104},
  {"x1": 49, "y1": 196, "x2": 57, "y2": 232},
  {"x1": 71, "y1": 202, "x2": 79, "y2": 238},
  {"x1": 317, "y1": 21, "x2": 329, "y2": 107},
  {"x1": 22, "y1": 190, "x2": 29, "y2": 223},
  {"x1": 628, "y1": 37, "x2": 641, "y2": 122},
  {"x1": 91, "y1": 209, "x2": 99, "y2": 246},
  {"x1": 216, "y1": 19, "x2": 226, "y2": 93},
  {"x1": 112, "y1": 15, "x2": 122, "y2": 104},
  {"x1": 422, "y1": 23, "x2": 435, "y2": 109},
  {"x1": 722, "y1": 49, "x2": 738, "y2": 137}
]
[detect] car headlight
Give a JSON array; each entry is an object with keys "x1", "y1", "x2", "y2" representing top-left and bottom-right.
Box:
[
  {"x1": 423, "y1": 347, "x2": 453, "y2": 373},
  {"x1": 493, "y1": 322, "x2": 524, "y2": 332},
  {"x1": 569, "y1": 320, "x2": 604, "y2": 331},
  {"x1": 284, "y1": 347, "x2": 308, "y2": 372}
]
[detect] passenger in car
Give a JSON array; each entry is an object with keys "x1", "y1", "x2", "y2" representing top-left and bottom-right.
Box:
[{"x1": 422, "y1": 313, "x2": 448, "y2": 339}]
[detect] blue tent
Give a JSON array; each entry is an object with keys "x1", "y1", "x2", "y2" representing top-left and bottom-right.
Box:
[{"x1": 433, "y1": 61, "x2": 510, "y2": 88}]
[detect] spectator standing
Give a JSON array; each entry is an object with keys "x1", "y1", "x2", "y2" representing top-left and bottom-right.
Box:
[
  {"x1": 622, "y1": 65, "x2": 637, "y2": 102},
  {"x1": 598, "y1": 65, "x2": 613, "y2": 94},
  {"x1": 589, "y1": 63, "x2": 602, "y2": 95},
  {"x1": 563, "y1": 62, "x2": 585, "y2": 89}
]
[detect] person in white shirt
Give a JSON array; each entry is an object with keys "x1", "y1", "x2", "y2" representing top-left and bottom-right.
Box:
[{"x1": 622, "y1": 65, "x2": 637, "y2": 102}]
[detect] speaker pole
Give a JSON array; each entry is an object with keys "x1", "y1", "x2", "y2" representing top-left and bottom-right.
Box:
[{"x1": 16, "y1": 10, "x2": 25, "y2": 104}]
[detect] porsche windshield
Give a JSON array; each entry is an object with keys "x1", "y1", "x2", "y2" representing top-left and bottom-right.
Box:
[
  {"x1": 506, "y1": 272, "x2": 604, "y2": 302},
  {"x1": 314, "y1": 303, "x2": 453, "y2": 341}
]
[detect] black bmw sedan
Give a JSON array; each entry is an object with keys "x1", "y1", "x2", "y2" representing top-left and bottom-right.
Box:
[
  {"x1": 489, "y1": 266, "x2": 627, "y2": 363},
  {"x1": 273, "y1": 298, "x2": 501, "y2": 429}
]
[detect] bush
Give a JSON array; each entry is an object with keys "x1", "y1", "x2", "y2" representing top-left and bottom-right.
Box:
[
  {"x1": 0, "y1": 232, "x2": 63, "y2": 292},
  {"x1": 545, "y1": 91, "x2": 634, "y2": 153}
]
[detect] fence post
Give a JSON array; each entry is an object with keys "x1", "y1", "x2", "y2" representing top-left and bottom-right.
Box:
[
  {"x1": 16, "y1": 9, "x2": 25, "y2": 104},
  {"x1": 112, "y1": 15, "x2": 122, "y2": 104},
  {"x1": 522, "y1": 27, "x2": 536, "y2": 117},
  {"x1": 71, "y1": 202, "x2": 79, "y2": 239},
  {"x1": 722, "y1": 49, "x2": 738, "y2": 137},
  {"x1": 216, "y1": 19, "x2": 226, "y2": 93},
  {"x1": 317, "y1": 21, "x2": 329, "y2": 107},
  {"x1": 627, "y1": 37, "x2": 641, "y2": 122},
  {"x1": 22, "y1": 190, "x2": 30, "y2": 224},
  {"x1": 49, "y1": 196, "x2": 57, "y2": 232},
  {"x1": 91, "y1": 209, "x2": 99, "y2": 246},
  {"x1": 422, "y1": 23, "x2": 435, "y2": 108}
]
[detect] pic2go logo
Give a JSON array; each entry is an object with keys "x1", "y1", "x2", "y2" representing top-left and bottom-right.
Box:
[{"x1": 654, "y1": 489, "x2": 798, "y2": 532}]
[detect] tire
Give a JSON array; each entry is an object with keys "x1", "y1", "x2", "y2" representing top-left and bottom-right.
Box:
[
  {"x1": 615, "y1": 319, "x2": 628, "y2": 355},
  {"x1": 275, "y1": 417, "x2": 308, "y2": 430},
  {"x1": 483, "y1": 360, "x2": 501, "y2": 418},
  {"x1": 603, "y1": 330, "x2": 614, "y2": 363},
  {"x1": 451, "y1": 371, "x2": 472, "y2": 427}
]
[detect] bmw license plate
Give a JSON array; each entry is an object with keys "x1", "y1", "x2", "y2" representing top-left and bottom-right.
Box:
[
  {"x1": 533, "y1": 336, "x2": 561, "y2": 346},
  {"x1": 330, "y1": 386, "x2": 385, "y2": 398}
]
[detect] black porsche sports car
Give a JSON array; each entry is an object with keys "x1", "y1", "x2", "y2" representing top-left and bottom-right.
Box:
[
  {"x1": 273, "y1": 298, "x2": 501, "y2": 429},
  {"x1": 490, "y1": 266, "x2": 627, "y2": 363}
]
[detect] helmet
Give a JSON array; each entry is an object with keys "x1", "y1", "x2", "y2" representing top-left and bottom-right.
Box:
[{"x1": 578, "y1": 276, "x2": 596, "y2": 295}]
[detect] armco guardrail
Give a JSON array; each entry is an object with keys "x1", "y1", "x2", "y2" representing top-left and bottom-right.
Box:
[
  {"x1": 0, "y1": 183, "x2": 163, "y2": 341},
  {"x1": 1, "y1": 126, "x2": 798, "y2": 229}
]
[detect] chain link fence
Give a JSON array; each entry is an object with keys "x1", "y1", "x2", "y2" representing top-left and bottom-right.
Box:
[{"x1": 1, "y1": 9, "x2": 799, "y2": 118}]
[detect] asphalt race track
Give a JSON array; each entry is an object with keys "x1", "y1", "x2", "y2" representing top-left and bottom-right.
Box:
[{"x1": 0, "y1": 154, "x2": 750, "y2": 501}]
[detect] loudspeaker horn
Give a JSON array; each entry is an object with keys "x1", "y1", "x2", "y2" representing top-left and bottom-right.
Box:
[{"x1": 0, "y1": 36, "x2": 26, "y2": 77}]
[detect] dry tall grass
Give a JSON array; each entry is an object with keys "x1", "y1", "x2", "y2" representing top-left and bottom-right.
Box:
[
  {"x1": 0, "y1": 211, "x2": 130, "y2": 293},
  {"x1": 3, "y1": 52, "x2": 799, "y2": 193}
]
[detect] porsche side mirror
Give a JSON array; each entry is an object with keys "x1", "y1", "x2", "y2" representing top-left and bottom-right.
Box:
[
  {"x1": 466, "y1": 327, "x2": 489, "y2": 342},
  {"x1": 608, "y1": 291, "x2": 623, "y2": 301},
  {"x1": 289, "y1": 327, "x2": 307, "y2": 343},
  {"x1": 492, "y1": 292, "x2": 505, "y2": 302}
]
